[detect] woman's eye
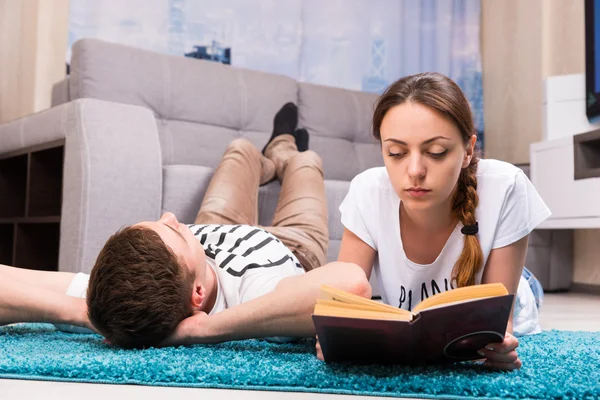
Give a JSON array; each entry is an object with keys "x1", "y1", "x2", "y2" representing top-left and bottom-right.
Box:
[
  {"x1": 388, "y1": 152, "x2": 405, "y2": 158},
  {"x1": 428, "y1": 150, "x2": 448, "y2": 158}
]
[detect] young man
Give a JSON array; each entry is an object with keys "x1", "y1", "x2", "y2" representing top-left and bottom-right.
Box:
[{"x1": 0, "y1": 104, "x2": 371, "y2": 348}]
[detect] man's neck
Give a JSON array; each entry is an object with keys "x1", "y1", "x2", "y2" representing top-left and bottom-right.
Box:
[{"x1": 201, "y1": 261, "x2": 218, "y2": 314}]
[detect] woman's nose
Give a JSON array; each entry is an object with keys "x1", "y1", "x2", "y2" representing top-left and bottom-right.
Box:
[{"x1": 407, "y1": 155, "x2": 426, "y2": 179}]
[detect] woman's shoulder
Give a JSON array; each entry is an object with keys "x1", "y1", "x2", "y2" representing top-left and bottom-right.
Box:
[
  {"x1": 352, "y1": 167, "x2": 393, "y2": 189},
  {"x1": 346, "y1": 167, "x2": 396, "y2": 208},
  {"x1": 477, "y1": 158, "x2": 524, "y2": 177},
  {"x1": 475, "y1": 159, "x2": 535, "y2": 210},
  {"x1": 476, "y1": 159, "x2": 526, "y2": 187}
]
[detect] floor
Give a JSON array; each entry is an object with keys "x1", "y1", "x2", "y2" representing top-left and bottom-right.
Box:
[{"x1": 1, "y1": 292, "x2": 599, "y2": 399}]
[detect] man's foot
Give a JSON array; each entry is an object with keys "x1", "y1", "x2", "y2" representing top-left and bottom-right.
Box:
[
  {"x1": 262, "y1": 102, "x2": 298, "y2": 154},
  {"x1": 293, "y1": 128, "x2": 309, "y2": 152}
]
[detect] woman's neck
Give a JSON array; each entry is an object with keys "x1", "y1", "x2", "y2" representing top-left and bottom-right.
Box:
[{"x1": 400, "y1": 199, "x2": 455, "y2": 233}]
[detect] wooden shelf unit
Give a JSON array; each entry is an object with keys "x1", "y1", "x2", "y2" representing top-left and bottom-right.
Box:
[{"x1": 0, "y1": 140, "x2": 64, "y2": 270}]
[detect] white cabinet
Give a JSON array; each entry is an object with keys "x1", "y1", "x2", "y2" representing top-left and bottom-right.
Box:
[{"x1": 530, "y1": 136, "x2": 600, "y2": 228}]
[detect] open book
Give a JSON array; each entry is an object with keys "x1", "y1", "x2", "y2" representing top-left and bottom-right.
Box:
[{"x1": 312, "y1": 283, "x2": 514, "y2": 364}]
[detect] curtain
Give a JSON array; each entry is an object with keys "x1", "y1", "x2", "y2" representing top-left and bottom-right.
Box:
[{"x1": 68, "y1": 0, "x2": 483, "y2": 139}]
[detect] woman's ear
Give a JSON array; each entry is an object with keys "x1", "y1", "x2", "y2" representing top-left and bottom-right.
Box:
[{"x1": 463, "y1": 134, "x2": 477, "y2": 168}]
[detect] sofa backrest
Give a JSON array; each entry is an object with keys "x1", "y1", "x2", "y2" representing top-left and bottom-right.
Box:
[{"x1": 67, "y1": 39, "x2": 383, "y2": 181}]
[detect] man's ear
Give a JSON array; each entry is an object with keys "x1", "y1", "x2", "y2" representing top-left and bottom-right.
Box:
[
  {"x1": 463, "y1": 134, "x2": 477, "y2": 168},
  {"x1": 191, "y1": 284, "x2": 206, "y2": 310}
]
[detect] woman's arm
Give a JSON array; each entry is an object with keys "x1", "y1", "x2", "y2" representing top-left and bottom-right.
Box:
[
  {"x1": 478, "y1": 235, "x2": 529, "y2": 370},
  {"x1": 481, "y1": 235, "x2": 529, "y2": 333},
  {"x1": 337, "y1": 228, "x2": 377, "y2": 279}
]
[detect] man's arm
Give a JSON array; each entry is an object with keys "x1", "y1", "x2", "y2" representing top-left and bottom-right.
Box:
[
  {"x1": 0, "y1": 264, "x2": 76, "y2": 293},
  {"x1": 0, "y1": 264, "x2": 91, "y2": 329},
  {"x1": 166, "y1": 262, "x2": 371, "y2": 345}
]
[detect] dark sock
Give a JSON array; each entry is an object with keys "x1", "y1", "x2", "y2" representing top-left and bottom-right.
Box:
[
  {"x1": 293, "y1": 128, "x2": 309, "y2": 152},
  {"x1": 262, "y1": 102, "x2": 298, "y2": 154},
  {"x1": 273, "y1": 102, "x2": 298, "y2": 135}
]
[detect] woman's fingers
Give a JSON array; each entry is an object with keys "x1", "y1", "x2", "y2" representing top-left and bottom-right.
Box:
[
  {"x1": 478, "y1": 348, "x2": 520, "y2": 364},
  {"x1": 481, "y1": 333, "x2": 519, "y2": 354},
  {"x1": 483, "y1": 357, "x2": 522, "y2": 371},
  {"x1": 477, "y1": 332, "x2": 522, "y2": 370}
]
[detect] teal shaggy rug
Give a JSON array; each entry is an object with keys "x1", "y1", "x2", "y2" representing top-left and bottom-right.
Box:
[{"x1": 0, "y1": 324, "x2": 598, "y2": 399}]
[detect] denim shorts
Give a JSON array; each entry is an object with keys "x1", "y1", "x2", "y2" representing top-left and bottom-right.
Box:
[{"x1": 522, "y1": 267, "x2": 544, "y2": 309}]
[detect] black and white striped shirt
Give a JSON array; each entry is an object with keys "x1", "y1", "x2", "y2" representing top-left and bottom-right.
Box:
[{"x1": 189, "y1": 224, "x2": 304, "y2": 314}]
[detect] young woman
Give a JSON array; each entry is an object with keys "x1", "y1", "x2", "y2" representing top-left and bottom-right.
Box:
[{"x1": 328, "y1": 72, "x2": 551, "y2": 370}]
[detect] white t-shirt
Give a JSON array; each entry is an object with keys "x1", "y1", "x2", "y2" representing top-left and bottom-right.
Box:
[
  {"x1": 57, "y1": 224, "x2": 304, "y2": 333},
  {"x1": 339, "y1": 159, "x2": 551, "y2": 334}
]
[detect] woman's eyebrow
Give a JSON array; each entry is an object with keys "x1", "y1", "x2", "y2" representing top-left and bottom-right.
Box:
[{"x1": 384, "y1": 136, "x2": 450, "y2": 145}]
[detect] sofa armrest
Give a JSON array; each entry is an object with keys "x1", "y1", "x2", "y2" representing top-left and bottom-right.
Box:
[
  {"x1": 0, "y1": 99, "x2": 163, "y2": 273},
  {"x1": 51, "y1": 78, "x2": 70, "y2": 107}
]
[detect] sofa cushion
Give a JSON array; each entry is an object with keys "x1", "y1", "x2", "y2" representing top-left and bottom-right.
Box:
[
  {"x1": 298, "y1": 82, "x2": 382, "y2": 180},
  {"x1": 70, "y1": 39, "x2": 298, "y2": 133},
  {"x1": 70, "y1": 39, "x2": 385, "y2": 181},
  {"x1": 162, "y1": 165, "x2": 214, "y2": 222},
  {"x1": 158, "y1": 119, "x2": 240, "y2": 167}
]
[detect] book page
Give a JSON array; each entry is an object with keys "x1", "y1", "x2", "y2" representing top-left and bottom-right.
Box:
[
  {"x1": 316, "y1": 299, "x2": 405, "y2": 314},
  {"x1": 314, "y1": 304, "x2": 412, "y2": 321},
  {"x1": 319, "y1": 285, "x2": 411, "y2": 316},
  {"x1": 413, "y1": 283, "x2": 508, "y2": 314}
]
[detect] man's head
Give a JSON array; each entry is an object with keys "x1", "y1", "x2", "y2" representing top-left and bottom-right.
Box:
[{"x1": 87, "y1": 212, "x2": 209, "y2": 348}]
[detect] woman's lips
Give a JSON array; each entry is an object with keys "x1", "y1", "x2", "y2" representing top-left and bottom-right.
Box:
[{"x1": 406, "y1": 189, "x2": 431, "y2": 197}]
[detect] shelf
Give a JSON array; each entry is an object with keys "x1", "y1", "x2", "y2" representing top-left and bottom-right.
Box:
[
  {"x1": 538, "y1": 216, "x2": 600, "y2": 229},
  {"x1": 0, "y1": 216, "x2": 61, "y2": 224},
  {"x1": 0, "y1": 224, "x2": 13, "y2": 265},
  {"x1": 14, "y1": 223, "x2": 60, "y2": 271},
  {"x1": 0, "y1": 142, "x2": 64, "y2": 271},
  {"x1": 574, "y1": 129, "x2": 600, "y2": 180},
  {"x1": 0, "y1": 154, "x2": 27, "y2": 218},
  {"x1": 28, "y1": 146, "x2": 64, "y2": 217}
]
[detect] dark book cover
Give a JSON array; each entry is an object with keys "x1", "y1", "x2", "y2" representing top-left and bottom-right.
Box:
[{"x1": 313, "y1": 294, "x2": 515, "y2": 364}]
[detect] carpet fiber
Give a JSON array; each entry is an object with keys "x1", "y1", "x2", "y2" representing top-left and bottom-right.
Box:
[{"x1": 0, "y1": 324, "x2": 598, "y2": 399}]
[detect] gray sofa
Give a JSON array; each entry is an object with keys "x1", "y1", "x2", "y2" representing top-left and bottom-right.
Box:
[{"x1": 0, "y1": 39, "x2": 572, "y2": 291}]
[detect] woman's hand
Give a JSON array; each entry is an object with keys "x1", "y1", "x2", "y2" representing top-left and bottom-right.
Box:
[{"x1": 478, "y1": 332, "x2": 522, "y2": 370}]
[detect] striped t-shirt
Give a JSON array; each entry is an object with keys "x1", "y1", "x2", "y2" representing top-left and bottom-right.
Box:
[{"x1": 188, "y1": 224, "x2": 305, "y2": 315}]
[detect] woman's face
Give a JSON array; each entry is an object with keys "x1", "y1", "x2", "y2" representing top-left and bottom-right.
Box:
[{"x1": 379, "y1": 101, "x2": 475, "y2": 213}]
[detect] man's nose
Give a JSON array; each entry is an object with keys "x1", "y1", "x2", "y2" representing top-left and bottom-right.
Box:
[{"x1": 160, "y1": 212, "x2": 179, "y2": 226}]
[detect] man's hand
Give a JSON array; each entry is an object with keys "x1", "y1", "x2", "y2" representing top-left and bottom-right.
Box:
[
  {"x1": 162, "y1": 311, "x2": 212, "y2": 347},
  {"x1": 71, "y1": 297, "x2": 97, "y2": 333},
  {"x1": 477, "y1": 332, "x2": 522, "y2": 370}
]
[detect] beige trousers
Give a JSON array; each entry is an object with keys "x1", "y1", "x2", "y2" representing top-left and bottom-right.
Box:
[{"x1": 195, "y1": 135, "x2": 328, "y2": 271}]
